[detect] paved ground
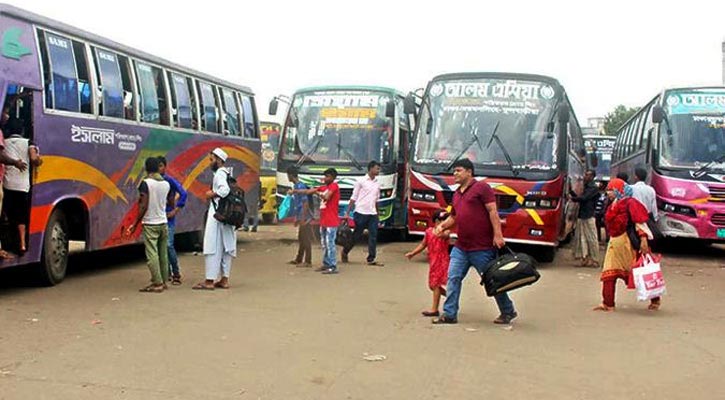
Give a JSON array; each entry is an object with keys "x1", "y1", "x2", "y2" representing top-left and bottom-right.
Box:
[{"x1": 1, "y1": 225, "x2": 724, "y2": 400}]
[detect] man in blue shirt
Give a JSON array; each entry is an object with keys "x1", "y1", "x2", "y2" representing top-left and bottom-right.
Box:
[
  {"x1": 158, "y1": 156, "x2": 188, "y2": 284},
  {"x1": 287, "y1": 166, "x2": 313, "y2": 267}
]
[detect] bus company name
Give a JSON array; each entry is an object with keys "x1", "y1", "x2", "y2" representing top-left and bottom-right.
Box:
[
  {"x1": 302, "y1": 95, "x2": 383, "y2": 108},
  {"x1": 70, "y1": 125, "x2": 142, "y2": 151},
  {"x1": 668, "y1": 93, "x2": 725, "y2": 109},
  {"x1": 47, "y1": 35, "x2": 69, "y2": 49},
  {"x1": 436, "y1": 81, "x2": 554, "y2": 101}
]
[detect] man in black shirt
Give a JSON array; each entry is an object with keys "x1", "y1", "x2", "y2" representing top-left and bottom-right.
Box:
[{"x1": 569, "y1": 170, "x2": 601, "y2": 267}]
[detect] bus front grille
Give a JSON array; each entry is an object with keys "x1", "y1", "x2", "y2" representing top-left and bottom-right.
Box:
[{"x1": 712, "y1": 214, "x2": 725, "y2": 227}]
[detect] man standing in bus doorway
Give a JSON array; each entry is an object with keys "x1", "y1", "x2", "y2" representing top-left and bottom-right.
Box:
[
  {"x1": 158, "y1": 157, "x2": 187, "y2": 285},
  {"x1": 0, "y1": 110, "x2": 28, "y2": 259},
  {"x1": 127, "y1": 157, "x2": 171, "y2": 293},
  {"x1": 343, "y1": 160, "x2": 383, "y2": 266},
  {"x1": 193, "y1": 148, "x2": 237, "y2": 290},
  {"x1": 431, "y1": 159, "x2": 518, "y2": 325},
  {"x1": 569, "y1": 169, "x2": 601, "y2": 268}
]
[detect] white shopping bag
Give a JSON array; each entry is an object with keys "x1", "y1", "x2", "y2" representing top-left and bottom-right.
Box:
[{"x1": 632, "y1": 254, "x2": 666, "y2": 301}]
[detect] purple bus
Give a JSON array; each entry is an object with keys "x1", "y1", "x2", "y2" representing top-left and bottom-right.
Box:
[
  {"x1": 0, "y1": 5, "x2": 261, "y2": 284},
  {"x1": 611, "y1": 87, "x2": 725, "y2": 243}
]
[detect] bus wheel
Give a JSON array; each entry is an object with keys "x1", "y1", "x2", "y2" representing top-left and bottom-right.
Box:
[
  {"x1": 262, "y1": 214, "x2": 275, "y2": 225},
  {"x1": 38, "y1": 209, "x2": 69, "y2": 285},
  {"x1": 177, "y1": 230, "x2": 203, "y2": 252},
  {"x1": 536, "y1": 247, "x2": 556, "y2": 263}
]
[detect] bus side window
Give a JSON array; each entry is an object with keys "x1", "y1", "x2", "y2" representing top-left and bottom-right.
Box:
[
  {"x1": 71, "y1": 41, "x2": 92, "y2": 115},
  {"x1": 240, "y1": 94, "x2": 257, "y2": 138},
  {"x1": 135, "y1": 62, "x2": 167, "y2": 125},
  {"x1": 92, "y1": 48, "x2": 124, "y2": 119},
  {"x1": 42, "y1": 32, "x2": 80, "y2": 112},
  {"x1": 36, "y1": 31, "x2": 52, "y2": 109},
  {"x1": 169, "y1": 73, "x2": 193, "y2": 129},
  {"x1": 117, "y1": 55, "x2": 135, "y2": 120},
  {"x1": 221, "y1": 89, "x2": 240, "y2": 136},
  {"x1": 197, "y1": 81, "x2": 219, "y2": 133}
]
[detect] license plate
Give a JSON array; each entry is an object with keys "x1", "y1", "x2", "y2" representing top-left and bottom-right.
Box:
[{"x1": 718, "y1": 228, "x2": 725, "y2": 239}]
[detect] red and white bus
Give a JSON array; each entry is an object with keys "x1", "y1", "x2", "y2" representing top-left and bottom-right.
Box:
[{"x1": 405, "y1": 72, "x2": 585, "y2": 261}]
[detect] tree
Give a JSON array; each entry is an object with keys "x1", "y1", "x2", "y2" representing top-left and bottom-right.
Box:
[{"x1": 603, "y1": 105, "x2": 639, "y2": 135}]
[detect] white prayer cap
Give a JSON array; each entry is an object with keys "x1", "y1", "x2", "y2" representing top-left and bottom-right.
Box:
[{"x1": 211, "y1": 148, "x2": 228, "y2": 162}]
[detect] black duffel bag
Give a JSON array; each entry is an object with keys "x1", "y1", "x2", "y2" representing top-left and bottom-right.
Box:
[{"x1": 480, "y1": 247, "x2": 540, "y2": 297}]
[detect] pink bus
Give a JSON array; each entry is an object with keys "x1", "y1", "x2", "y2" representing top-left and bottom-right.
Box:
[{"x1": 610, "y1": 87, "x2": 725, "y2": 243}]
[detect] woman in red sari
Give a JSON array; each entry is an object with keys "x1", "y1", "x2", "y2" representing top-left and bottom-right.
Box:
[{"x1": 593, "y1": 178, "x2": 660, "y2": 311}]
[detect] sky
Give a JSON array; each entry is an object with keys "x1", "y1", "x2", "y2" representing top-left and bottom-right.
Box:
[{"x1": 18, "y1": 0, "x2": 725, "y2": 126}]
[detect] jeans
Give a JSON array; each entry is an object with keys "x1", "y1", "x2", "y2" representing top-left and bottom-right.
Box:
[
  {"x1": 345, "y1": 213, "x2": 379, "y2": 262},
  {"x1": 167, "y1": 224, "x2": 180, "y2": 276},
  {"x1": 143, "y1": 224, "x2": 169, "y2": 285},
  {"x1": 320, "y1": 226, "x2": 338, "y2": 268},
  {"x1": 443, "y1": 247, "x2": 515, "y2": 319},
  {"x1": 243, "y1": 213, "x2": 260, "y2": 229}
]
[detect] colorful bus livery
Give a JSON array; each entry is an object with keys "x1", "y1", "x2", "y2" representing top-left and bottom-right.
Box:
[
  {"x1": 0, "y1": 5, "x2": 261, "y2": 284},
  {"x1": 406, "y1": 73, "x2": 585, "y2": 262},
  {"x1": 611, "y1": 87, "x2": 725, "y2": 242}
]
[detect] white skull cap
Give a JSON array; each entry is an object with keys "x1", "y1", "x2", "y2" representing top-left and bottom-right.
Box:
[{"x1": 211, "y1": 148, "x2": 228, "y2": 162}]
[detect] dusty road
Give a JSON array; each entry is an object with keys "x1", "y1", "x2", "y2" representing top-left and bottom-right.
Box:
[{"x1": 1, "y1": 225, "x2": 724, "y2": 400}]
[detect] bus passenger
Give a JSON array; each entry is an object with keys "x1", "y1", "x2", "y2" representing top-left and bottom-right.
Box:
[{"x1": 2, "y1": 119, "x2": 40, "y2": 255}]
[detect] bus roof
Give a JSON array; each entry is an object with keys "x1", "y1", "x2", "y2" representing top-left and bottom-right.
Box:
[
  {"x1": 429, "y1": 72, "x2": 562, "y2": 87},
  {"x1": 292, "y1": 85, "x2": 405, "y2": 97},
  {"x1": 0, "y1": 3, "x2": 254, "y2": 95}
]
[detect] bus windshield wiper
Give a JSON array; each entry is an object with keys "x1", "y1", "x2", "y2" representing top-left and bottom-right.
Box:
[
  {"x1": 445, "y1": 121, "x2": 494, "y2": 172},
  {"x1": 295, "y1": 135, "x2": 323, "y2": 167},
  {"x1": 692, "y1": 153, "x2": 725, "y2": 178},
  {"x1": 336, "y1": 142, "x2": 364, "y2": 171},
  {"x1": 485, "y1": 122, "x2": 519, "y2": 177}
]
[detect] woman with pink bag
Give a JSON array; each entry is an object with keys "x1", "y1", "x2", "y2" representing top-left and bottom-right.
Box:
[{"x1": 593, "y1": 178, "x2": 660, "y2": 312}]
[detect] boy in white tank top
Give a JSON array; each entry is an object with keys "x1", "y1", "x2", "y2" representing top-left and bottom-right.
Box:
[{"x1": 127, "y1": 157, "x2": 170, "y2": 293}]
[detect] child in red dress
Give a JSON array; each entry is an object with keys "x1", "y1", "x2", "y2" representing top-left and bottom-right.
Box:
[{"x1": 405, "y1": 210, "x2": 451, "y2": 317}]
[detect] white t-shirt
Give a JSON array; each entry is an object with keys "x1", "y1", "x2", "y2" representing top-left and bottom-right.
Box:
[
  {"x1": 3, "y1": 135, "x2": 34, "y2": 192},
  {"x1": 139, "y1": 177, "x2": 170, "y2": 225}
]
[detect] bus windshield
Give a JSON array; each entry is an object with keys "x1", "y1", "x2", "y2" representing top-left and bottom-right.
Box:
[
  {"x1": 260, "y1": 123, "x2": 280, "y2": 171},
  {"x1": 414, "y1": 78, "x2": 559, "y2": 171},
  {"x1": 281, "y1": 90, "x2": 394, "y2": 166},
  {"x1": 660, "y1": 89, "x2": 725, "y2": 170}
]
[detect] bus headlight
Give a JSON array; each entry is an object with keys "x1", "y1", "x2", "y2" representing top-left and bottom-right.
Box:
[
  {"x1": 412, "y1": 190, "x2": 437, "y2": 202},
  {"x1": 659, "y1": 202, "x2": 696, "y2": 217},
  {"x1": 380, "y1": 189, "x2": 393, "y2": 199},
  {"x1": 524, "y1": 197, "x2": 558, "y2": 209}
]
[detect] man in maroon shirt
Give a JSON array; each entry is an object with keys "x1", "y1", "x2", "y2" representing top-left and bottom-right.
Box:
[{"x1": 432, "y1": 159, "x2": 517, "y2": 325}]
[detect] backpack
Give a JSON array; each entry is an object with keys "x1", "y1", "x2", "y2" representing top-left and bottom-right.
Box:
[{"x1": 213, "y1": 171, "x2": 248, "y2": 228}]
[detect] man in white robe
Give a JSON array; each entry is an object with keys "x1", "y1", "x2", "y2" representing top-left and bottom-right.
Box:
[{"x1": 193, "y1": 148, "x2": 237, "y2": 290}]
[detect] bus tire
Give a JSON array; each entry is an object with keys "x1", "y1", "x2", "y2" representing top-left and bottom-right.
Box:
[
  {"x1": 262, "y1": 213, "x2": 275, "y2": 225},
  {"x1": 536, "y1": 247, "x2": 556, "y2": 263},
  {"x1": 177, "y1": 230, "x2": 203, "y2": 252},
  {"x1": 38, "y1": 209, "x2": 69, "y2": 286}
]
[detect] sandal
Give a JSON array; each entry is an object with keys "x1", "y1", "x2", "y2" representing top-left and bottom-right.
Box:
[
  {"x1": 214, "y1": 281, "x2": 230, "y2": 289},
  {"x1": 592, "y1": 304, "x2": 615, "y2": 312},
  {"x1": 648, "y1": 300, "x2": 661, "y2": 311},
  {"x1": 192, "y1": 282, "x2": 215, "y2": 290},
  {"x1": 139, "y1": 284, "x2": 164, "y2": 293},
  {"x1": 421, "y1": 310, "x2": 440, "y2": 317},
  {"x1": 171, "y1": 276, "x2": 182, "y2": 286}
]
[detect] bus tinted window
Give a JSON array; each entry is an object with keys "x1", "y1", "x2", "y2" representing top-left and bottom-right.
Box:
[
  {"x1": 44, "y1": 32, "x2": 79, "y2": 112},
  {"x1": 170, "y1": 73, "x2": 193, "y2": 129},
  {"x1": 221, "y1": 89, "x2": 240, "y2": 136},
  {"x1": 240, "y1": 95, "x2": 256, "y2": 137},
  {"x1": 117, "y1": 54, "x2": 135, "y2": 120},
  {"x1": 94, "y1": 48, "x2": 124, "y2": 118},
  {"x1": 135, "y1": 62, "x2": 166, "y2": 124},
  {"x1": 72, "y1": 41, "x2": 92, "y2": 114},
  {"x1": 198, "y1": 82, "x2": 219, "y2": 133}
]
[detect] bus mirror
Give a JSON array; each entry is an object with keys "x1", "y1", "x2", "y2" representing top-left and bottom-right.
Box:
[
  {"x1": 425, "y1": 117, "x2": 433, "y2": 135},
  {"x1": 385, "y1": 100, "x2": 396, "y2": 118},
  {"x1": 404, "y1": 95, "x2": 417, "y2": 115},
  {"x1": 268, "y1": 98, "x2": 279, "y2": 116},
  {"x1": 652, "y1": 106, "x2": 664, "y2": 123},
  {"x1": 557, "y1": 104, "x2": 570, "y2": 123}
]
